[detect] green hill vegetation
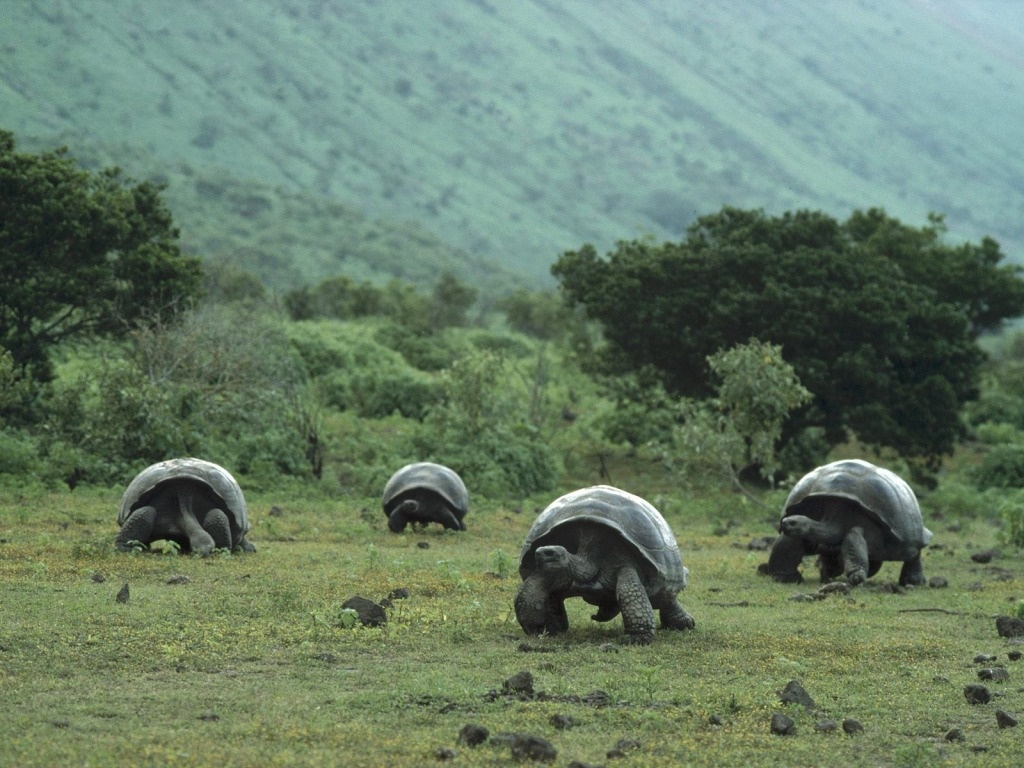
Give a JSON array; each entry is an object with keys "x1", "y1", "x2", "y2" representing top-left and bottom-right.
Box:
[{"x1": 3, "y1": 1, "x2": 1024, "y2": 292}]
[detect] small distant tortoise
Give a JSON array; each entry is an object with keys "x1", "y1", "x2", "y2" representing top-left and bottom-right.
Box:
[
  {"x1": 514, "y1": 485, "x2": 694, "y2": 645},
  {"x1": 381, "y1": 462, "x2": 468, "y2": 532},
  {"x1": 767, "y1": 459, "x2": 932, "y2": 586},
  {"x1": 116, "y1": 458, "x2": 255, "y2": 555}
]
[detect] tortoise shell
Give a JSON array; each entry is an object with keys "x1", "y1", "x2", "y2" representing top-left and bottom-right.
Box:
[
  {"x1": 118, "y1": 458, "x2": 251, "y2": 542},
  {"x1": 518, "y1": 485, "x2": 687, "y2": 592},
  {"x1": 381, "y1": 462, "x2": 469, "y2": 520},
  {"x1": 782, "y1": 459, "x2": 932, "y2": 558}
]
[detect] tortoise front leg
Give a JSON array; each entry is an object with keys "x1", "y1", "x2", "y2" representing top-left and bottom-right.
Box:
[
  {"x1": 766, "y1": 535, "x2": 808, "y2": 583},
  {"x1": 116, "y1": 506, "x2": 158, "y2": 551},
  {"x1": 515, "y1": 572, "x2": 555, "y2": 636},
  {"x1": 616, "y1": 565, "x2": 655, "y2": 645},
  {"x1": 898, "y1": 553, "x2": 926, "y2": 586},
  {"x1": 387, "y1": 500, "x2": 417, "y2": 532},
  {"x1": 654, "y1": 592, "x2": 696, "y2": 631}
]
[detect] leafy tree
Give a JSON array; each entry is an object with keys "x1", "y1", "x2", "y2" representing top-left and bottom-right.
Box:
[
  {"x1": 663, "y1": 340, "x2": 812, "y2": 495},
  {"x1": 553, "y1": 207, "x2": 1024, "y2": 466},
  {"x1": 0, "y1": 130, "x2": 201, "y2": 382},
  {"x1": 428, "y1": 271, "x2": 478, "y2": 329}
]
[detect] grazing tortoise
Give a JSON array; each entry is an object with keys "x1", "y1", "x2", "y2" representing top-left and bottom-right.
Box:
[
  {"x1": 766, "y1": 459, "x2": 932, "y2": 586},
  {"x1": 514, "y1": 485, "x2": 694, "y2": 645},
  {"x1": 381, "y1": 462, "x2": 468, "y2": 532},
  {"x1": 116, "y1": 458, "x2": 255, "y2": 555}
]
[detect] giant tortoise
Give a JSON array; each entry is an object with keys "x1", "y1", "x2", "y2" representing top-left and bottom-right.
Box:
[
  {"x1": 381, "y1": 462, "x2": 468, "y2": 532},
  {"x1": 116, "y1": 458, "x2": 255, "y2": 555},
  {"x1": 766, "y1": 459, "x2": 932, "y2": 586},
  {"x1": 514, "y1": 485, "x2": 694, "y2": 645}
]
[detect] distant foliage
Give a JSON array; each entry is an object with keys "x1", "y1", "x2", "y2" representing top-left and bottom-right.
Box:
[
  {"x1": 416, "y1": 349, "x2": 558, "y2": 498},
  {"x1": 660, "y1": 340, "x2": 812, "y2": 490},
  {"x1": 973, "y1": 445, "x2": 1024, "y2": 490},
  {"x1": 41, "y1": 305, "x2": 317, "y2": 486},
  {"x1": 0, "y1": 129, "x2": 201, "y2": 386},
  {"x1": 554, "y1": 206, "x2": 1024, "y2": 467}
]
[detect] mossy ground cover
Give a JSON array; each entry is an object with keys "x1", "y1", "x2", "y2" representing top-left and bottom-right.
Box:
[{"x1": 1, "y1": 482, "x2": 1022, "y2": 767}]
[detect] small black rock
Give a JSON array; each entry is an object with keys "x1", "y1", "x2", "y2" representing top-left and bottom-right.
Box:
[
  {"x1": 708, "y1": 714, "x2": 724, "y2": 727},
  {"x1": 115, "y1": 583, "x2": 130, "y2": 604},
  {"x1": 928, "y1": 576, "x2": 948, "y2": 588},
  {"x1": 509, "y1": 734, "x2": 556, "y2": 762},
  {"x1": 944, "y1": 727, "x2": 965, "y2": 742},
  {"x1": 503, "y1": 670, "x2": 535, "y2": 696},
  {"x1": 842, "y1": 718, "x2": 863, "y2": 735},
  {"x1": 815, "y1": 719, "x2": 838, "y2": 733},
  {"x1": 996, "y1": 710, "x2": 1018, "y2": 728},
  {"x1": 770, "y1": 713, "x2": 796, "y2": 735},
  {"x1": 964, "y1": 684, "x2": 992, "y2": 705},
  {"x1": 457, "y1": 723, "x2": 489, "y2": 747},
  {"x1": 996, "y1": 615, "x2": 1024, "y2": 638},
  {"x1": 779, "y1": 680, "x2": 816, "y2": 709},
  {"x1": 1009, "y1": 650, "x2": 1022, "y2": 661},
  {"x1": 978, "y1": 667, "x2": 1009, "y2": 682},
  {"x1": 341, "y1": 596, "x2": 387, "y2": 627}
]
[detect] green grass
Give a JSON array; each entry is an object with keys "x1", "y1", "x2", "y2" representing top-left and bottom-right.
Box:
[{"x1": 1, "y1": 482, "x2": 1023, "y2": 767}]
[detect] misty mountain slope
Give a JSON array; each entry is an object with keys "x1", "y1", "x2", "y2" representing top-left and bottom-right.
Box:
[{"x1": 3, "y1": 0, "x2": 1023, "y2": 290}]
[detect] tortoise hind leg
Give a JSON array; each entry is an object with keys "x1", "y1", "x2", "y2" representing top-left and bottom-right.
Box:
[
  {"x1": 898, "y1": 554, "x2": 926, "y2": 586},
  {"x1": 116, "y1": 506, "x2": 157, "y2": 551},
  {"x1": 202, "y1": 508, "x2": 233, "y2": 551}
]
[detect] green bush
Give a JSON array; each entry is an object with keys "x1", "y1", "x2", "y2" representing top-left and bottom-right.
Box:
[
  {"x1": 344, "y1": 368, "x2": 441, "y2": 420},
  {"x1": 973, "y1": 444, "x2": 1024, "y2": 489}
]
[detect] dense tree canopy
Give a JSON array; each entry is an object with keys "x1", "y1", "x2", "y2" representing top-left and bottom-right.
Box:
[
  {"x1": 0, "y1": 130, "x2": 201, "y2": 382},
  {"x1": 552, "y1": 207, "x2": 1024, "y2": 465}
]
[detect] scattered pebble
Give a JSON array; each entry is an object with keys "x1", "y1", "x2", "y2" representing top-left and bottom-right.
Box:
[
  {"x1": 971, "y1": 549, "x2": 1000, "y2": 563},
  {"x1": 165, "y1": 574, "x2": 190, "y2": 585},
  {"x1": 995, "y1": 710, "x2": 1018, "y2": 729},
  {"x1": 973, "y1": 654, "x2": 997, "y2": 664},
  {"x1": 115, "y1": 583, "x2": 130, "y2": 604},
  {"x1": 996, "y1": 616, "x2": 1024, "y2": 638},
  {"x1": 945, "y1": 727, "x2": 965, "y2": 742},
  {"x1": 600, "y1": 643, "x2": 620, "y2": 653},
  {"x1": 978, "y1": 667, "x2": 1009, "y2": 682},
  {"x1": 457, "y1": 723, "x2": 488, "y2": 746},
  {"x1": 964, "y1": 684, "x2": 992, "y2": 705},
  {"x1": 1009, "y1": 651, "x2": 1022, "y2": 661},
  {"x1": 510, "y1": 734, "x2": 556, "y2": 762},
  {"x1": 198, "y1": 710, "x2": 219, "y2": 722},
  {"x1": 417, "y1": 541, "x2": 430, "y2": 550},
  {"x1": 928, "y1": 576, "x2": 948, "y2": 588},
  {"x1": 90, "y1": 572, "x2": 105, "y2": 583},
  {"x1": 708, "y1": 714, "x2": 724, "y2": 727},
  {"x1": 267, "y1": 505, "x2": 284, "y2": 517},
  {"x1": 815, "y1": 719, "x2": 838, "y2": 733},
  {"x1": 503, "y1": 671, "x2": 535, "y2": 696},
  {"x1": 779, "y1": 680, "x2": 816, "y2": 709},
  {"x1": 388, "y1": 588, "x2": 410, "y2": 600},
  {"x1": 747, "y1": 537, "x2": 773, "y2": 551},
  {"x1": 842, "y1": 718, "x2": 864, "y2": 735},
  {"x1": 770, "y1": 713, "x2": 796, "y2": 736},
  {"x1": 341, "y1": 596, "x2": 387, "y2": 627}
]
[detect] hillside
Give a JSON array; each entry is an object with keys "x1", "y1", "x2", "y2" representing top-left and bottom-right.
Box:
[{"x1": 3, "y1": 0, "x2": 1024, "y2": 291}]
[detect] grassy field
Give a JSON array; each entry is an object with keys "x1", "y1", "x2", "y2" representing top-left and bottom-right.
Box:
[{"x1": 1, "y1": 474, "x2": 1022, "y2": 768}]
